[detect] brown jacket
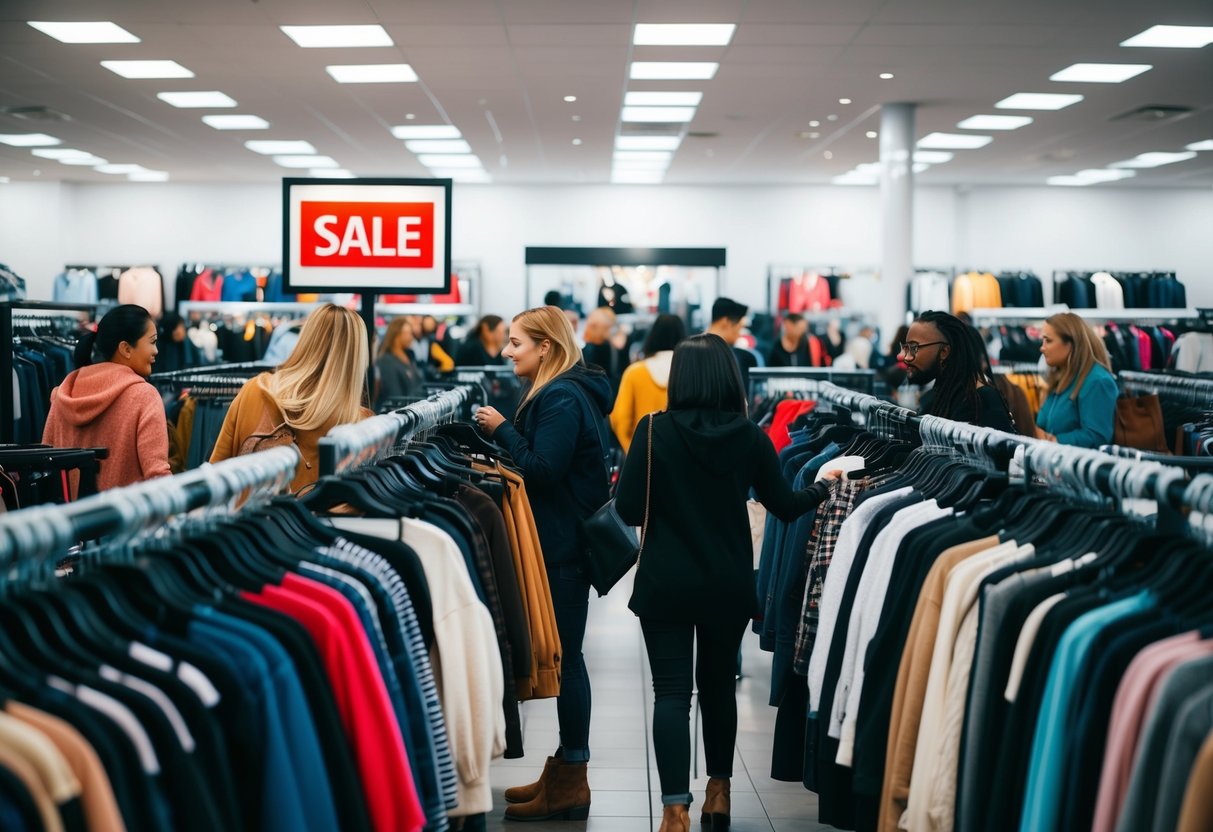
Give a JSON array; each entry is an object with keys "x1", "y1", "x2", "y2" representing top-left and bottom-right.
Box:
[{"x1": 1178, "y1": 729, "x2": 1213, "y2": 832}]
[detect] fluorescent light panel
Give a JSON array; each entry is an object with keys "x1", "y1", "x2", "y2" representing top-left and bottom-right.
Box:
[
  {"x1": 624, "y1": 91, "x2": 703, "y2": 107},
  {"x1": 621, "y1": 106, "x2": 697, "y2": 123},
  {"x1": 157, "y1": 91, "x2": 237, "y2": 108},
  {"x1": 614, "y1": 151, "x2": 673, "y2": 161},
  {"x1": 325, "y1": 64, "x2": 417, "y2": 83},
  {"x1": 1047, "y1": 176, "x2": 1092, "y2": 187},
  {"x1": 129, "y1": 171, "x2": 169, "y2": 181},
  {"x1": 957, "y1": 114, "x2": 1034, "y2": 130},
  {"x1": 203, "y1": 115, "x2": 269, "y2": 130},
  {"x1": 94, "y1": 164, "x2": 147, "y2": 174},
  {"x1": 611, "y1": 171, "x2": 664, "y2": 184},
  {"x1": 615, "y1": 135, "x2": 681, "y2": 151},
  {"x1": 630, "y1": 62, "x2": 718, "y2": 80},
  {"x1": 1049, "y1": 63, "x2": 1152, "y2": 83},
  {"x1": 404, "y1": 140, "x2": 472, "y2": 154},
  {"x1": 918, "y1": 132, "x2": 993, "y2": 149},
  {"x1": 59, "y1": 155, "x2": 107, "y2": 166},
  {"x1": 280, "y1": 25, "x2": 393, "y2": 48},
  {"x1": 391, "y1": 125, "x2": 461, "y2": 140},
  {"x1": 28, "y1": 21, "x2": 138, "y2": 43},
  {"x1": 914, "y1": 151, "x2": 955, "y2": 164},
  {"x1": 995, "y1": 93, "x2": 1084, "y2": 110},
  {"x1": 633, "y1": 24, "x2": 735, "y2": 46},
  {"x1": 612, "y1": 159, "x2": 671, "y2": 170},
  {"x1": 1074, "y1": 169, "x2": 1136, "y2": 182},
  {"x1": 1120, "y1": 25, "x2": 1213, "y2": 48},
  {"x1": 0, "y1": 133, "x2": 60, "y2": 147},
  {"x1": 1185, "y1": 140, "x2": 1213, "y2": 151},
  {"x1": 246, "y1": 140, "x2": 316, "y2": 155},
  {"x1": 101, "y1": 60, "x2": 194, "y2": 79},
  {"x1": 418, "y1": 154, "x2": 482, "y2": 168},
  {"x1": 273, "y1": 155, "x2": 339, "y2": 168},
  {"x1": 31, "y1": 148, "x2": 93, "y2": 160},
  {"x1": 1109, "y1": 151, "x2": 1197, "y2": 168}
]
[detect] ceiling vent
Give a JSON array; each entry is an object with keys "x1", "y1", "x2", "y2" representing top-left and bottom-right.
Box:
[
  {"x1": 619, "y1": 122, "x2": 684, "y2": 137},
  {"x1": 1, "y1": 105, "x2": 72, "y2": 122},
  {"x1": 1110, "y1": 105, "x2": 1193, "y2": 122},
  {"x1": 686, "y1": 131, "x2": 719, "y2": 139}
]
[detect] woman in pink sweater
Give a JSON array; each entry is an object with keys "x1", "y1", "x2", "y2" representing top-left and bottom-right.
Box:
[{"x1": 43, "y1": 304, "x2": 171, "y2": 492}]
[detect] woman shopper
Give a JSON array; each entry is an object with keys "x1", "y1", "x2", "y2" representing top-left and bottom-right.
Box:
[
  {"x1": 210, "y1": 303, "x2": 372, "y2": 492},
  {"x1": 454, "y1": 314, "x2": 507, "y2": 366},
  {"x1": 614, "y1": 334, "x2": 838, "y2": 832},
  {"x1": 473, "y1": 306, "x2": 614, "y2": 823},
  {"x1": 609, "y1": 313, "x2": 686, "y2": 452},
  {"x1": 1035, "y1": 311, "x2": 1118, "y2": 447},
  {"x1": 43, "y1": 304, "x2": 171, "y2": 492},
  {"x1": 374, "y1": 316, "x2": 424, "y2": 409}
]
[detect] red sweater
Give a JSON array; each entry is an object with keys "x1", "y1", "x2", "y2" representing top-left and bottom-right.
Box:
[{"x1": 42, "y1": 363, "x2": 171, "y2": 493}]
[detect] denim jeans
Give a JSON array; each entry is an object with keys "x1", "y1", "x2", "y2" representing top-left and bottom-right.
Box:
[
  {"x1": 547, "y1": 562, "x2": 592, "y2": 762},
  {"x1": 640, "y1": 615, "x2": 750, "y2": 805}
]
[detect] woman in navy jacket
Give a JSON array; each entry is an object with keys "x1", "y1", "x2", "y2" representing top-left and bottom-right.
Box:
[
  {"x1": 1036, "y1": 312, "x2": 1119, "y2": 448},
  {"x1": 475, "y1": 305, "x2": 614, "y2": 822}
]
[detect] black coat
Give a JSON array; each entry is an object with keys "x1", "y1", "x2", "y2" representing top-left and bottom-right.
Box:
[
  {"x1": 615, "y1": 409, "x2": 828, "y2": 621},
  {"x1": 493, "y1": 365, "x2": 615, "y2": 567}
]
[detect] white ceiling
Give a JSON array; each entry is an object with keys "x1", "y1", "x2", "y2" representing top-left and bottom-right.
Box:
[{"x1": 0, "y1": 0, "x2": 1211, "y2": 188}]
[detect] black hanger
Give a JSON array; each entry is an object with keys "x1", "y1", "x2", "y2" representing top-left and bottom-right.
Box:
[{"x1": 433, "y1": 422, "x2": 508, "y2": 459}]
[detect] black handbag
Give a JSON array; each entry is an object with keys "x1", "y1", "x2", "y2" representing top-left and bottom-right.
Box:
[{"x1": 583, "y1": 414, "x2": 653, "y2": 597}]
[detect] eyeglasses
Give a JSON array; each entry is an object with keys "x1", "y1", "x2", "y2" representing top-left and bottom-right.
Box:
[{"x1": 899, "y1": 340, "x2": 948, "y2": 358}]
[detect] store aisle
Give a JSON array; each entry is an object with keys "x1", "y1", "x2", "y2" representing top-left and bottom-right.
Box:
[{"x1": 486, "y1": 573, "x2": 829, "y2": 831}]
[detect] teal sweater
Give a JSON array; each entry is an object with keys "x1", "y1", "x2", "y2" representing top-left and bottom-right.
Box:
[{"x1": 1036, "y1": 363, "x2": 1118, "y2": 448}]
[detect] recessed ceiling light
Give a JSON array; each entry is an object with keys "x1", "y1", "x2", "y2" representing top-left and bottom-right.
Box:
[
  {"x1": 404, "y1": 139, "x2": 473, "y2": 154},
  {"x1": 1109, "y1": 151, "x2": 1198, "y2": 168},
  {"x1": 572, "y1": 138, "x2": 583, "y2": 146},
  {"x1": 957, "y1": 114, "x2": 1034, "y2": 130},
  {"x1": 94, "y1": 164, "x2": 148, "y2": 174},
  {"x1": 391, "y1": 125, "x2": 461, "y2": 140},
  {"x1": 129, "y1": 171, "x2": 169, "y2": 182},
  {"x1": 279, "y1": 25, "x2": 393, "y2": 48},
  {"x1": 880, "y1": 72, "x2": 895, "y2": 80},
  {"x1": 809, "y1": 120, "x2": 821, "y2": 127},
  {"x1": 866, "y1": 131, "x2": 878, "y2": 138},
  {"x1": 918, "y1": 132, "x2": 994, "y2": 149},
  {"x1": 1187, "y1": 139, "x2": 1213, "y2": 151},
  {"x1": 245, "y1": 140, "x2": 317, "y2": 155},
  {"x1": 621, "y1": 106, "x2": 697, "y2": 123},
  {"x1": 101, "y1": 60, "x2": 194, "y2": 79},
  {"x1": 157, "y1": 91, "x2": 237, "y2": 108},
  {"x1": 59, "y1": 155, "x2": 108, "y2": 166},
  {"x1": 325, "y1": 64, "x2": 417, "y2": 83},
  {"x1": 430, "y1": 169, "x2": 493, "y2": 182},
  {"x1": 273, "y1": 155, "x2": 339, "y2": 168},
  {"x1": 624, "y1": 91, "x2": 704, "y2": 107},
  {"x1": 616, "y1": 136, "x2": 681, "y2": 151},
  {"x1": 405, "y1": 113, "x2": 416, "y2": 120},
  {"x1": 995, "y1": 93, "x2": 1084, "y2": 110},
  {"x1": 313, "y1": 169, "x2": 357, "y2": 178},
  {"x1": 28, "y1": 21, "x2": 139, "y2": 43},
  {"x1": 1049, "y1": 63, "x2": 1153, "y2": 83},
  {"x1": 418, "y1": 154, "x2": 482, "y2": 168},
  {"x1": 839, "y1": 98, "x2": 852, "y2": 105},
  {"x1": 614, "y1": 151, "x2": 674, "y2": 162},
  {"x1": 564, "y1": 95, "x2": 577, "y2": 103},
  {"x1": 630, "y1": 62, "x2": 718, "y2": 80},
  {"x1": 827, "y1": 114, "x2": 838, "y2": 121},
  {"x1": 824, "y1": 151, "x2": 833, "y2": 159},
  {"x1": 633, "y1": 24, "x2": 735, "y2": 46},
  {"x1": 202, "y1": 115, "x2": 270, "y2": 130},
  {"x1": 612, "y1": 170, "x2": 664, "y2": 184},
  {"x1": 1120, "y1": 25, "x2": 1213, "y2": 48},
  {"x1": 914, "y1": 151, "x2": 954, "y2": 164},
  {"x1": 571, "y1": 115, "x2": 582, "y2": 122},
  {"x1": 1074, "y1": 169, "x2": 1136, "y2": 182},
  {"x1": 31, "y1": 148, "x2": 94, "y2": 160},
  {"x1": 0, "y1": 133, "x2": 61, "y2": 147},
  {"x1": 913, "y1": 163, "x2": 931, "y2": 173}
]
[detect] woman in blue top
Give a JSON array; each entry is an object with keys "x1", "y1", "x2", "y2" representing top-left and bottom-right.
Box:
[{"x1": 1036, "y1": 312, "x2": 1118, "y2": 447}]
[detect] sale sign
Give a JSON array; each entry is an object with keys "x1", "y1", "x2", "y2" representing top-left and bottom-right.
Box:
[{"x1": 283, "y1": 178, "x2": 451, "y2": 293}]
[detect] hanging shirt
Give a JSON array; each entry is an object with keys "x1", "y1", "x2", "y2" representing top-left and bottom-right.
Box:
[{"x1": 117, "y1": 267, "x2": 163, "y2": 318}]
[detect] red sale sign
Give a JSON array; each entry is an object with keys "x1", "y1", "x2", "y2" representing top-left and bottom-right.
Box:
[{"x1": 299, "y1": 201, "x2": 435, "y2": 268}]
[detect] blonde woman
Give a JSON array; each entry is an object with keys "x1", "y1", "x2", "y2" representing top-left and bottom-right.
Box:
[
  {"x1": 1036, "y1": 311, "x2": 1118, "y2": 447},
  {"x1": 475, "y1": 305, "x2": 614, "y2": 822},
  {"x1": 210, "y1": 303, "x2": 373, "y2": 491}
]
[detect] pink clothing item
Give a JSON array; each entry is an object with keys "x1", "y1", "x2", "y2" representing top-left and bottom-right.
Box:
[
  {"x1": 116, "y1": 267, "x2": 163, "y2": 318},
  {"x1": 789, "y1": 273, "x2": 833, "y2": 313},
  {"x1": 1091, "y1": 632, "x2": 1213, "y2": 832},
  {"x1": 42, "y1": 363, "x2": 170, "y2": 494},
  {"x1": 1133, "y1": 327, "x2": 1153, "y2": 371}
]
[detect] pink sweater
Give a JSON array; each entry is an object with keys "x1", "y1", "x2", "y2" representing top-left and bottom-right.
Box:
[{"x1": 42, "y1": 363, "x2": 171, "y2": 493}]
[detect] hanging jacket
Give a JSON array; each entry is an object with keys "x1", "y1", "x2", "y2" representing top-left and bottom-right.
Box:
[{"x1": 609, "y1": 351, "x2": 673, "y2": 452}]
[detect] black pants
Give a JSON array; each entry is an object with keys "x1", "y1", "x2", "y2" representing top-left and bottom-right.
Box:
[
  {"x1": 640, "y1": 615, "x2": 749, "y2": 805},
  {"x1": 548, "y1": 562, "x2": 592, "y2": 761}
]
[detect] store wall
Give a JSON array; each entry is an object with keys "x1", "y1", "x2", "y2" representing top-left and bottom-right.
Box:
[{"x1": 2, "y1": 180, "x2": 1211, "y2": 318}]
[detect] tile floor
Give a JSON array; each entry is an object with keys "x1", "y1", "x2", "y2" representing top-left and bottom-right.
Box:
[{"x1": 482, "y1": 575, "x2": 831, "y2": 831}]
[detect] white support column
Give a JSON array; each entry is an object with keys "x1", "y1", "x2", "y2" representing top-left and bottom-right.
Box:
[{"x1": 879, "y1": 102, "x2": 916, "y2": 339}]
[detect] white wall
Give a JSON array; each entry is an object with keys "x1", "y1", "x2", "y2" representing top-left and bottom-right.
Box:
[{"x1": 2, "y1": 180, "x2": 1210, "y2": 318}]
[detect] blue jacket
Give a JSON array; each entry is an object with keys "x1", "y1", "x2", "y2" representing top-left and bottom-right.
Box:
[
  {"x1": 494, "y1": 365, "x2": 614, "y2": 566},
  {"x1": 1036, "y1": 363, "x2": 1118, "y2": 448}
]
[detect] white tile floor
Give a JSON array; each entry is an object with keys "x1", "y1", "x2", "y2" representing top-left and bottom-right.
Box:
[{"x1": 482, "y1": 574, "x2": 830, "y2": 831}]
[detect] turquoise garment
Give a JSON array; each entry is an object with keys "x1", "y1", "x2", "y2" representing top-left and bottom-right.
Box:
[
  {"x1": 1019, "y1": 590, "x2": 1154, "y2": 832},
  {"x1": 1036, "y1": 363, "x2": 1118, "y2": 448}
]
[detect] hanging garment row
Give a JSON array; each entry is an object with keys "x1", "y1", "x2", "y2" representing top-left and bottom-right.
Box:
[
  {"x1": 1054, "y1": 271, "x2": 1188, "y2": 311},
  {"x1": 1118, "y1": 371, "x2": 1213, "y2": 458},
  {"x1": 54, "y1": 267, "x2": 165, "y2": 318},
  {"x1": 0, "y1": 445, "x2": 107, "y2": 511},
  {"x1": 10, "y1": 314, "x2": 80, "y2": 445}
]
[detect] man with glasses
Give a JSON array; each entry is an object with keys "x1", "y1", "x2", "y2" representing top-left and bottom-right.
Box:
[{"x1": 901, "y1": 311, "x2": 1014, "y2": 431}]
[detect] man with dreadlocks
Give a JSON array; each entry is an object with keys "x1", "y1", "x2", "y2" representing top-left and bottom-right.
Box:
[{"x1": 900, "y1": 310, "x2": 1015, "y2": 432}]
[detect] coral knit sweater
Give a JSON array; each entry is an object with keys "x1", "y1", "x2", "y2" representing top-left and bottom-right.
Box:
[{"x1": 42, "y1": 363, "x2": 171, "y2": 493}]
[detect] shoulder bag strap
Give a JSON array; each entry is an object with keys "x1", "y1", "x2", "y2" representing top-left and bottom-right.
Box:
[
  {"x1": 563, "y1": 380, "x2": 612, "y2": 484},
  {"x1": 639, "y1": 413, "x2": 654, "y2": 557}
]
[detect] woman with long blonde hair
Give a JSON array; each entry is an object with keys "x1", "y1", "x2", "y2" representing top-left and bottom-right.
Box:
[
  {"x1": 475, "y1": 305, "x2": 614, "y2": 822},
  {"x1": 1036, "y1": 311, "x2": 1118, "y2": 447},
  {"x1": 210, "y1": 303, "x2": 373, "y2": 490}
]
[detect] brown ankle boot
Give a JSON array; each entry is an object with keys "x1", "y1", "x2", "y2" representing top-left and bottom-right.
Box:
[
  {"x1": 503, "y1": 760, "x2": 590, "y2": 822},
  {"x1": 658, "y1": 804, "x2": 690, "y2": 832},
  {"x1": 503, "y1": 756, "x2": 559, "y2": 804},
  {"x1": 701, "y1": 777, "x2": 731, "y2": 829}
]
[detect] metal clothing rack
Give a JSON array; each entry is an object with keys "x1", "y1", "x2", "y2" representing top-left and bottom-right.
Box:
[
  {"x1": 179, "y1": 300, "x2": 477, "y2": 319},
  {"x1": 749, "y1": 367, "x2": 877, "y2": 398},
  {"x1": 969, "y1": 305, "x2": 1199, "y2": 326},
  {"x1": 148, "y1": 362, "x2": 274, "y2": 383},
  {"x1": 1119, "y1": 371, "x2": 1213, "y2": 408}
]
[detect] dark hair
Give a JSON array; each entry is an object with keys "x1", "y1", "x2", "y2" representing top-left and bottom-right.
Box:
[
  {"x1": 476, "y1": 314, "x2": 504, "y2": 337},
  {"x1": 641, "y1": 314, "x2": 686, "y2": 357},
  {"x1": 890, "y1": 325, "x2": 910, "y2": 355},
  {"x1": 160, "y1": 311, "x2": 185, "y2": 334},
  {"x1": 543, "y1": 290, "x2": 563, "y2": 308},
  {"x1": 783, "y1": 313, "x2": 805, "y2": 326},
  {"x1": 710, "y1": 297, "x2": 748, "y2": 324},
  {"x1": 667, "y1": 333, "x2": 747, "y2": 414},
  {"x1": 913, "y1": 311, "x2": 1005, "y2": 424},
  {"x1": 74, "y1": 304, "x2": 153, "y2": 368}
]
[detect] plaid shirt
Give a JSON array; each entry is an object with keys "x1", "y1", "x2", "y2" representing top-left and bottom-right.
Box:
[{"x1": 794, "y1": 477, "x2": 866, "y2": 675}]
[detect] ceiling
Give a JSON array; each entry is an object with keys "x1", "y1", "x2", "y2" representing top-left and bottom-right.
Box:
[{"x1": 0, "y1": 0, "x2": 1211, "y2": 188}]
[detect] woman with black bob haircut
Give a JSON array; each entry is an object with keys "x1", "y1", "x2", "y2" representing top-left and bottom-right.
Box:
[{"x1": 614, "y1": 333, "x2": 838, "y2": 832}]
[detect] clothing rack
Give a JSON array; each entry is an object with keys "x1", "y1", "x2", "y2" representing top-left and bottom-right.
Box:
[
  {"x1": 969, "y1": 305, "x2": 1198, "y2": 325},
  {"x1": 180, "y1": 300, "x2": 478, "y2": 318},
  {"x1": 750, "y1": 367, "x2": 877, "y2": 397},
  {"x1": 317, "y1": 386, "x2": 475, "y2": 477},
  {"x1": 148, "y1": 361, "x2": 274, "y2": 383},
  {"x1": 1119, "y1": 370, "x2": 1213, "y2": 407}
]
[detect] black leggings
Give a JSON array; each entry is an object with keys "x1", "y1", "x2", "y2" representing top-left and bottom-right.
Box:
[{"x1": 640, "y1": 615, "x2": 749, "y2": 805}]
